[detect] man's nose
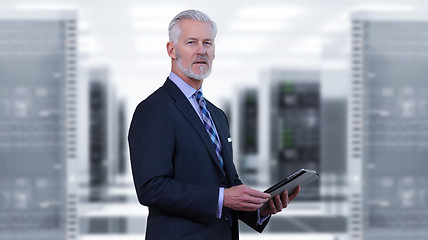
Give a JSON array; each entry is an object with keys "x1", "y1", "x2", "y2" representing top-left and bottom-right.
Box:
[{"x1": 196, "y1": 43, "x2": 207, "y2": 55}]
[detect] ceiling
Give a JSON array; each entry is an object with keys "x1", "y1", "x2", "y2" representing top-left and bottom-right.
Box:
[{"x1": 0, "y1": 0, "x2": 427, "y2": 112}]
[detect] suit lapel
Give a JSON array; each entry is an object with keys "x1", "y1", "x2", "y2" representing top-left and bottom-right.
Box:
[{"x1": 163, "y1": 79, "x2": 226, "y2": 175}]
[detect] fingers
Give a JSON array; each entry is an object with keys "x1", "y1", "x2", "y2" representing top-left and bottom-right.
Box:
[
  {"x1": 289, "y1": 186, "x2": 301, "y2": 201},
  {"x1": 268, "y1": 199, "x2": 277, "y2": 214},
  {"x1": 244, "y1": 195, "x2": 269, "y2": 204},
  {"x1": 281, "y1": 190, "x2": 289, "y2": 208},
  {"x1": 225, "y1": 185, "x2": 301, "y2": 213},
  {"x1": 224, "y1": 185, "x2": 270, "y2": 212},
  {"x1": 243, "y1": 202, "x2": 266, "y2": 211},
  {"x1": 274, "y1": 194, "x2": 283, "y2": 211},
  {"x1": 267, "y1": 195, "x2": 283, "y2": 214},
  {"x1": 262, "y1": 186, "x2": 302, "y2": 216},
  {"x1": 245, "y1": 187, "x2": 271, "y2": 199},
  {"x1": 240, "y1": 185, "x2": 270, "y2": 206}
]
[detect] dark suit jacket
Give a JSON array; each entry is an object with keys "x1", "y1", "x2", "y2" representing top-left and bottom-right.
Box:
[{"x1": 128, "y1": 78, "x2": 270, "y2": 240}]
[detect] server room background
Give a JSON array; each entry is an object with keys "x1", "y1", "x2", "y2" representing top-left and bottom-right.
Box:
[{"x1": 1, "y1": 0, "x2": 428, "y2": 239}]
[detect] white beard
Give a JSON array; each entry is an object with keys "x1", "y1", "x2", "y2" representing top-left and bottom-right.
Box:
[{"x1": 175, "y1": 51, "x2": 212, "y2": 81}]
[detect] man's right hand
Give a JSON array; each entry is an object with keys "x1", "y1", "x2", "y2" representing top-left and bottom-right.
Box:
[{"x1": 223, "y1": 185, "x2": 270, "y2": 212}]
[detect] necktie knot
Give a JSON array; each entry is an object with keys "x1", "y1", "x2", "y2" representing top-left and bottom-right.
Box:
[{"x1": 194, "y1": 91, "x2": 204, "y2": 106}]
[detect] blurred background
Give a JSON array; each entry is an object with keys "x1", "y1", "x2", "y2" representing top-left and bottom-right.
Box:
[{"x1": 1, "y1": 0, "x2": 428, "y2": 239}]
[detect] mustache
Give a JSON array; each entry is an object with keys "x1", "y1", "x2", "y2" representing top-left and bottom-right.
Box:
[{"x1": 192, "y1": 56, "x2": 210, "y2": 64}]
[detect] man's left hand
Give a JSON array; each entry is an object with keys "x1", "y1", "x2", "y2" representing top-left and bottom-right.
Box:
[{"x1": 260, "y1": 186, "x2": 301, "y2": 217}]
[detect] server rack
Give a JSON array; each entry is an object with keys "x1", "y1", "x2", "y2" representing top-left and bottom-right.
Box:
[
  {"x1": 321, "y1": 98, "x2": 347, "y2": 206},
  {"x1": 235, "y1": 88, "x2": 259, "y2": 186},
  {"x1": 0, "y1": 11, "x2": 78, "y2": 240},
  {"x1": 88, "y1": 68, "x2": 118, "y2": 202},
  {"x1": 117, "y1": 99, "x2": 128, "y2": 176},
  {"x1": 260, "y1": 69, "x2": 321, "y2": 201},
  {"x1": 89, "y1": 70, "x2": 109, "y2": 202},
  {"x1": 349, "y1": 12, "x2": 428, "y2": 240}
]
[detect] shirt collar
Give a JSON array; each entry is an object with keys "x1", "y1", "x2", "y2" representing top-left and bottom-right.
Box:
[{"x1": 169, "y1": 72, "x2": 203, "y2": 99}]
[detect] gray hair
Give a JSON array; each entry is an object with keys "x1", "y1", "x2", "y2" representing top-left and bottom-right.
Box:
[{"x1": 168, "y1": 9, "x2": 217, "y2": 43}]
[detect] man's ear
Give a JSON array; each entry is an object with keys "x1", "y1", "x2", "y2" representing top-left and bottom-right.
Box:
[{"x1": 167, "y1": 42, "x2": 176, "y2": 59}]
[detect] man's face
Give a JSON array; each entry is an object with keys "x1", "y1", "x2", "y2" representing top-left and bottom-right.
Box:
[{"x1": 173, "y1": 19, "x2": 215, "y2": 81}]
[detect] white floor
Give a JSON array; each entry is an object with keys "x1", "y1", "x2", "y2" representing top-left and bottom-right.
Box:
[{"x1": 81, "y1": 233, "x2": 346, "y2": 240}]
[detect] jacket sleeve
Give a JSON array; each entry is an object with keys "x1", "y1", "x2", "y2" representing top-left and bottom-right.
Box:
[{"x1": 128, "y1": 100, "x2": 219, "y2": 224}]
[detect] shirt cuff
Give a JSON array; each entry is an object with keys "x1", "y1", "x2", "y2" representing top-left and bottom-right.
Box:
[
  {"x1": 257, "y1": 209, "x2": 270, "y2": 225},
  {"x1": 217, "y1": 187, "x2": 224, "y2": 219}
]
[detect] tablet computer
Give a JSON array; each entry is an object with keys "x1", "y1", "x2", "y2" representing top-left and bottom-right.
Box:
[{"x1": 263, "y1": 168, "x2": 319, "y2": 200}]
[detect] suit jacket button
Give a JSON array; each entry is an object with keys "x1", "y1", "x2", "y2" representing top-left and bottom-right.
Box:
[{"x1": 224, "y1": 216, "x2": 230, "y2": 221}]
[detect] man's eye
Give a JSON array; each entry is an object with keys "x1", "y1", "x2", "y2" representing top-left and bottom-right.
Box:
[
  {"x1": 187, "y1": 41, "x2": 195, "y2": 45},
  {"x1": 204, "y1": 42, "x2": 212, "y2": 45}
]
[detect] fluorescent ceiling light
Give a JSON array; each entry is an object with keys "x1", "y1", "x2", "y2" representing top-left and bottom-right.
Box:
[
  {"x1": 132, "y1": 21, "x2": 168, "y2": 31},
  {"x1": 15, "y1": 4, "x2": 77, "y2": 10},
  {"x1": 322, "y1": 60, "x2": 348, "y2": 70},
  {"x1": 217, "y1": 35, "x2": 268, "y2": 45},
  {"x1": 351, "y1": 4, "x2": 415, "y2": 12},
  {"x1": 130, "y1": 5, "x2": 190, "y2": 18},
  {"x1": 301, "y1": 36, "x2": 322, "y2": 46},
  {"x1": 216, "y1": 46, "x2": 258, "y2": 54},
  {"x1": 287, "y1": 36, "x2": 324, "y2": 55},
  {"x1": 216, "y1": 35, "x2": 269, "y2": 54},
  {"x1": 136, "y1": 44, "x2": 166, "y2": 53},
  {"x1": 135, "y1": 35, "x2": 168, "y2": 54},
  {"x1": 136, "y1": 45, "x2": 165, "y2": 54},
  {"x1": 215, "y1": 46, "x2": 263, "y2": 54},
  {"x1": 229, "y1": 20, "x2": 287, "y2": 32},
  {"x1": 289, "y1": 45, "x2": 321, "y2": 55},
  {"x1": 135, "y1": 35, "x2": 168, "y2": 45},
  {"x1": 237, "y1": 5, "x2": 303, "y2": 19},
  {"x1": 321, "y1": 21, "x2": 349, "y2": 33},
  {"x1": 140, "y1": 59, "x2": 169, "y2": 68},
  {"x1": 229, "y1": 5, "x2": 302, "y2": 33},
  {"x1": 211, "y1": 59, "x2": 242, "y2": 68},
  {"x1": 79, "y1": 21, "x2": 90, "y2": 31}
]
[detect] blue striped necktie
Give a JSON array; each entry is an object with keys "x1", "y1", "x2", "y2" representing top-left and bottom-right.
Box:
[{"x1": 194, "y1": 91, "x2": 223, "y2": 168}]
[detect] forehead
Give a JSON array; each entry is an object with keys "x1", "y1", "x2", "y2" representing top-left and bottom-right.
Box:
[{"x1": 178, "y1": 19, "x2": 214, "y2": 40}]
